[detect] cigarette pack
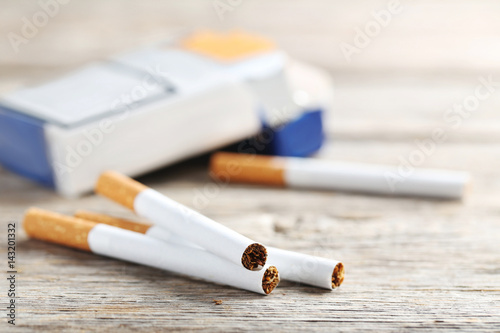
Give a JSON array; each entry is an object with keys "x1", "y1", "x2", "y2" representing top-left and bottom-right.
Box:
[{"x1": 0, "y1": 31, "x2": 333, "y2": 197}]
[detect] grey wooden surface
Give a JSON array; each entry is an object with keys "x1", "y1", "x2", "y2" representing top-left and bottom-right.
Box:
[{"x1": 1, "y1": 0, "x2": 500, "y2": 331}]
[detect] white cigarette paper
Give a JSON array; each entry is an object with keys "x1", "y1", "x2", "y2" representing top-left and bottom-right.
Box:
[
  {"x1": 136, "y1": 189, "x2": 265, "y2": 269},
  {"x1": 266, "y1": 247, "x2": 343, "y2": 290},
  {"x1": 286, "y1": 159, "x2": 470, "y2": 199}
]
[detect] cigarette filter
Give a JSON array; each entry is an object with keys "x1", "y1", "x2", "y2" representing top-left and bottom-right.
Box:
[
  {"x1": 210, "y1": 152, "x2": 471, "y2": 199},
  {"x1": 75, "y1": 210, "x2": 344, "y2": 290},
  {"x1": 95, "y1": 171, "x2": 268, "y2": 271},
  {"x1": 24, "y1": 208, "x2": 279, "y2": 295}
]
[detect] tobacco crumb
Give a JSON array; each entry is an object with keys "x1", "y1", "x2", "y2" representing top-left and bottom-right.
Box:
[
  {"x1": 213, "y1": 300, "x2": 223, "y2": 305},
  {"x1": 332, "y1": 262, "x2": 345, "y2": 288},
  {"x1": 241, "y1": 243, "x2": 268, "y2": 271},
  {"x1": 262, "y1": 266, "x2": 280, "y2": 294}
]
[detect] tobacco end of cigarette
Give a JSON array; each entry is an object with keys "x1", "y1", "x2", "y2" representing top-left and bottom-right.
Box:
[
  {"x1": 23, "y1": 207, "x2": 96, "y2": 252},
  {"x1": 74, "y1": 210, "x2": 150, "y2": 234},
  {"x1": 262, "y1": 266, "x2": 280, "y2": 294},
  {"x1": 210, "y1": 152, "x2": 286, "y2": 186},
  {"x1": 241, "y1": 243, "x2": 268, "y2": 271},
  {"x1": 95, "y1": 171, "x2": 147, "y2": 211},
  {"x1": 332, "y1": 262, "x2": 345, "y2": 288}
]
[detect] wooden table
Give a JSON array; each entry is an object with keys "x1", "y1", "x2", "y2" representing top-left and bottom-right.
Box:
[{"x1": 1, "y1": 1, "x2": 499, "y2": 331}]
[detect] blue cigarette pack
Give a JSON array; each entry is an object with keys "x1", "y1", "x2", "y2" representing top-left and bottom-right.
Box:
[{"x1": 0, "y1": 31, "x2": 333, "y2": 197}]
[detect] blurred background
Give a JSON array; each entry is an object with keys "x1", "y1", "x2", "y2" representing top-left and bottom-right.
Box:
[
  {"x1": 1, "y1": 0, "x2": 499, "y2": 198},
  {"x1": 2, "y1": 1, "x2": 500, "y2": 139}
]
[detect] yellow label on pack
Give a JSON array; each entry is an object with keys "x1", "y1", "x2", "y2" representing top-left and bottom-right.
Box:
[{"x1": 181, "y1": 30, "x2": 275, "y2": 62}]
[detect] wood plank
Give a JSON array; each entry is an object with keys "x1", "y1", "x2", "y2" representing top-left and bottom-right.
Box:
[
  {"x1": 1, "y1": 141, "x2": 499, "y2": 331},
  {"x1": 1, "y1": 0, "x2": 499, "y2": 331}
]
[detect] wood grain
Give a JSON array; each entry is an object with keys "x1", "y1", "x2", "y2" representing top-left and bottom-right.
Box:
[{"x1": 1, "y1": 0, "x2": 499, "y2": 331}]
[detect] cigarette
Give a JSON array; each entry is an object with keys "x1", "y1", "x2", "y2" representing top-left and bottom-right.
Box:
[
  {"x1": 76, "y1": 210, "x2": 344, "y2": 290},
  {"x1": 210, "y1": 152, "x2": 471, "y2": 199},
  {"x1": 23, "y1": 208, "x2": 279, "y2": 295},
  {"x1": 95, "y1": 171, "x2": 268, "y2": 271},
  {"x1": 266, "y1": 247, "x2": 344, "y2": 290}
]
